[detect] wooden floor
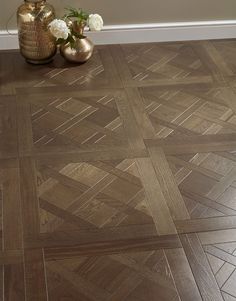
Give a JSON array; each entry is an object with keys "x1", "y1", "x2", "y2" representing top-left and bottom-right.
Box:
[{"x1": 1, "y1": 40, "x2": 236, "y2": 300}]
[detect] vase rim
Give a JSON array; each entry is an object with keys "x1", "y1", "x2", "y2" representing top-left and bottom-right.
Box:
[{"x1": 24, "y1": 0, "x2": 46, "y2": 3}]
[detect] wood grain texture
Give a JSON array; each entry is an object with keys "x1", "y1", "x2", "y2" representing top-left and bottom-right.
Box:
[
  {"x1": 24, "y1": 249, "x2": 48, "y2": 301},
  {"x1": 165, "y1": 248, "x2": 202, "y2": 301},
  {"x1": 181, "y1": 234, "x2": 224, "y2": 301},
  {"x1": 2, "y1": 39, "x2": 236, "y2": 299}
]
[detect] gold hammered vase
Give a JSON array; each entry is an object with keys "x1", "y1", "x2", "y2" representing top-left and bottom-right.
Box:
[
  {"x1": 17, "y1": 0, "x2": 57, "y2": 64},
  {"x1": 60, "y1": 21, "x2": 94, "y2": 63},
  {"x1": 60, "y1": 37, "x2": 94, "y2": 63}
]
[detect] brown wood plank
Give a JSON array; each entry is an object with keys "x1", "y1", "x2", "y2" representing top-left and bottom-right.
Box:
[
  {"x1": 176, "y1": 216, "x2": 236, "y2": 234},
  {"x1": 148, "y1": 146, "x2": 190, "y2": 220},
  {"x1": 35, "y1": 146, "x2": 147, "y2": 164},
  {"x1": 2, "y1": 167, "x2": 23, "y2": 250},
  {"x1": 44, "y1": 235, "x2": 181, "y2": 259},
  {"x1": 24, "y1": 249, "x2": 48, "y2": 301},
  {"x1": 0, "y1": 99, "x2": 18, "y2": 158},
  {"x1": 0, "y1": 250, "x2": 23, "y2": 265},
  {"x1": 165, "y1": 248, "x2": 202, "y2": 301},
  {"x1": 115, "y1": 92, "x2": 146, "y2": 150},
  {"x1": 19, "y1": 157, "x2": 40, "y2": 238},
  {"x1": 136, "y1": 158, "x2": 177, "y2": 235},
  {"x1": 145, "y1": 133, "x2": 236, "y2": 154},
  {"x1": 4, "y1": 263, "x2": 25, "y2": 301},
  {"x1": 180, "y1": 233, "x2": 224, "y2": 301},
  {"x1": 199, "y1": 229, "x2": 236, "y2": 245},
  {"x1": 16, "y1": 97, "x2": 34, "y2": 156}
]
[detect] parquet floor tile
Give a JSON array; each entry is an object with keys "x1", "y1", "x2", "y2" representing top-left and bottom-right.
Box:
[{"x1": 1, "y1": 39, "x2": 236, "y2": 300}]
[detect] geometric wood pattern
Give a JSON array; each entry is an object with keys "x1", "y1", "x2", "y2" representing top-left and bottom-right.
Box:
[{"x1": 1, "y1": 39, "x2": 236, "y2": 300}]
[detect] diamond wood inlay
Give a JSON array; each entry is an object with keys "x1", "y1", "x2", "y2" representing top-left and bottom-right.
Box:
[{"x1": 1, "y1": 39, "x2": 236, "y2": 300}]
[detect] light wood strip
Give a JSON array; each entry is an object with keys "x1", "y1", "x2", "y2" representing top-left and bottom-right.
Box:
[
  {"x1": 126, "y1": 87, "x2": 156, "y2": 139},
  {"x1": 204, "y1": 245, "x2": 236, "y2": 266},
  {"x1": 148, "y1": 146, "x2": 190, "y2": 220},
  {"x1": 207, "y1": 167, "x2": 236, "y2": 200},
  {"x1": 199, "y1": 229, "x2": 236, "y2": 245},
  {"x1": 110, "y1": 45, "x2": 133, "y2": 84},
  {"x1": 99, "y1": 46, "x2": 123, "y2": 88},
  {"x1": 201, "y1": 41, "x2": 233, "y2": 77},
  {"x1": 136, "y1": 158, "x2": 177, "y2": 235},
  {"x1": 168, "y1": 156, "x2": 222, "y2": 181},
  {"x1": 115, "y1": 91, "x2": 146, "y2": 150}
]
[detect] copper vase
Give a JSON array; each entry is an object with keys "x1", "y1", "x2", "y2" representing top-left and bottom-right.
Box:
[
  {"x1": 17, "y1": 0, "x2": 57, "y2": 64},
  {"x1": 60, "y1": 37, "x2": 94, "y2": 63},
  {"x1": 60, "y1": 21, "x2": 94, "y2": 63}
]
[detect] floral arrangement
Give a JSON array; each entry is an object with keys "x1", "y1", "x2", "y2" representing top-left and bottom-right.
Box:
[{"x1": 49, "y1": 7, "x2": 103, "y2": 47}]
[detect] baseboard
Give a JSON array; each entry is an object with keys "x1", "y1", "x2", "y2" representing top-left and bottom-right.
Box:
[{"x1": 1, "y1": 20, "x2": 236, "y2": 50}]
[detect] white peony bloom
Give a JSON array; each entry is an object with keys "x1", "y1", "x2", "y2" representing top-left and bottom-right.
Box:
[
  {"x1": 88, "y1": 14, "x2": 103, "y2": 31},
  {"x1": 49, "y1": 19, "x2": 70, "y2": 40}
]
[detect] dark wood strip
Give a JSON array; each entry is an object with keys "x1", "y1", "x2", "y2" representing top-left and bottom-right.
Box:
[
  {"x1": 176, "y1": 216, "x2": 236, "y2": 234},
  {"x1": 17, "y1": 97, "x2": 33, "y2": 156},
  {"x1": 126, "y1": 75, "x2": 214, "y2": 88},
  {"x1": 0, "y1": 99, "x2": 18, "y2": 159},
  {"x1": 180, "y1": 233, "x2": 224, "y2": 301},
  {"x1": 165, "y1": 248, "x2": 202, "y2": 301},
  {"x1": 4, "y1": 263, "x2": 25, "y2": 300},
  {"x1": 44, "y1": 235, "x2": 181, "y2": 260},
  {"x1": 35, "y1": 146, "x2": 147, "y2": 164},
  {"x1": 145, "y1": 133, "x2": 236, "y2": 154},
  {"x1": 26, "y1": 224, "x2": 158, "y2": 248},
  {"x1": 24, "y1": 249, "x2": 48, "y2": 301},
  {"x1": 19, "y1": 157, "x2": 40, "y2": 238},
  {"x1": 2, "y1": 167, "x2": 23, "y2": 250}
]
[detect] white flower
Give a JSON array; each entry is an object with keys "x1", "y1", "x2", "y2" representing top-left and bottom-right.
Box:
[
  {"x1": 49, "y1": 19, "x2": 70, "y2": 40},
  {"x1": 88, "y1": 14, "x2": 103, "y2": 31}
]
